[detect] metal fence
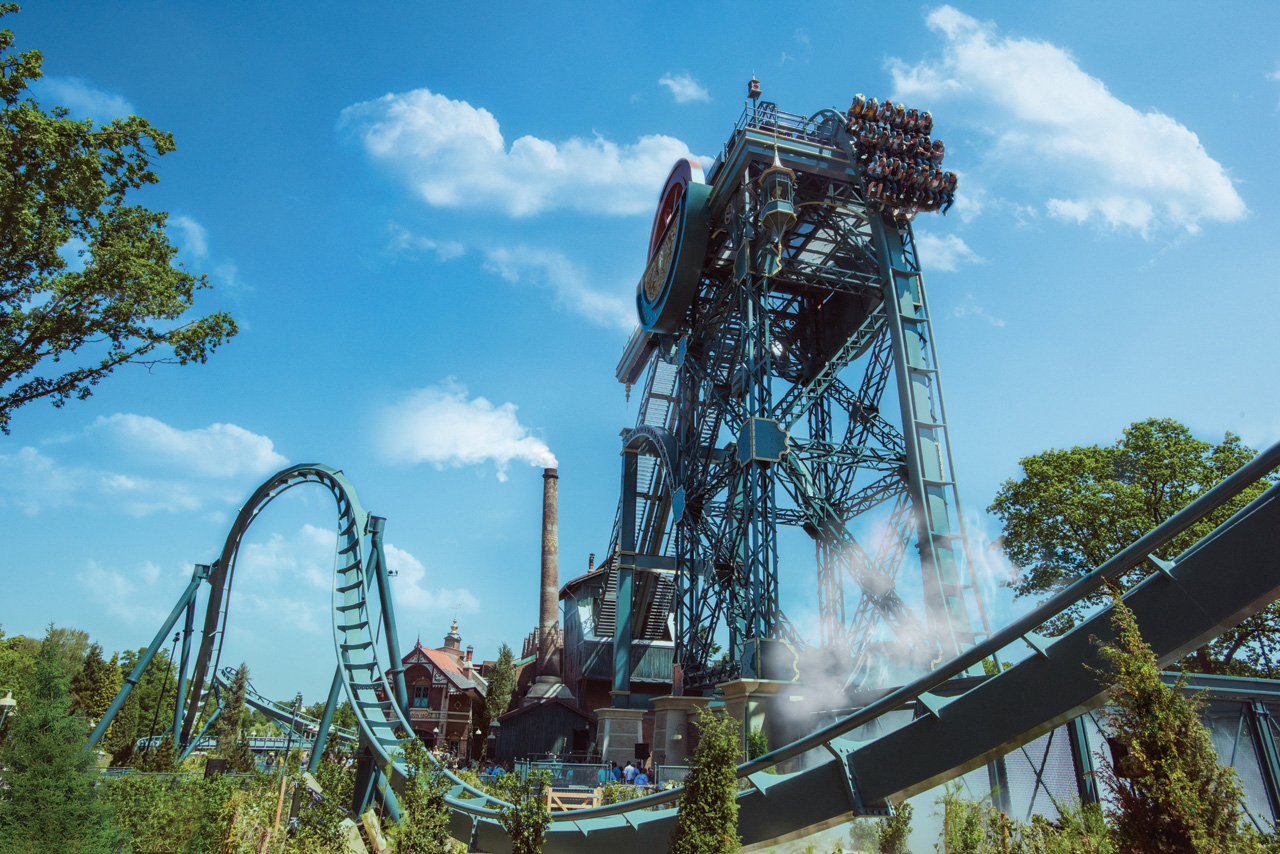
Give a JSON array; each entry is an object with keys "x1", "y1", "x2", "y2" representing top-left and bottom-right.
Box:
[
  {"x1": 514, "y1": 759, "x2": 691, "y2": 791},
  {"x1": 516, "y1": 760, "x2": 607, "y2": 789}
]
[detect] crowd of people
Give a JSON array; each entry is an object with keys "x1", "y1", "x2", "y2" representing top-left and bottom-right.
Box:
[
  {"x1": 845, "y1": 94, "x2": 957, "y2": 217},
  {"x1": 596, "y1": 759, "x2": 653, "y2": 789}
]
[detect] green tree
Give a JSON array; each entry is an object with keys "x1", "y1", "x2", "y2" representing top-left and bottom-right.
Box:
[
  {"x1": 119, "y1": 647, "x2": 177, "y2": 745},
  {"x1": 497, "y1": 769, "x2": 552, "y2": 854},
  {"x1": 669, "y1": 706, "x2": 741, "y2": 854},
  {"x1": 0, "y1": 626, "x2": 38, "y2": 723},
  {"x1": 0, "y1": 634, "x2": 129, "y2": 853},
  {"x1": 989, "y1": 418, "x2": 1279, "y2": 674},
  {"x1": 483, "y1": 643, "x2": 517, "y2": 759},
  {"x1": 746, "y1": 726, "x2": 768, "y2": 761},
  {"x1": 37, "y1": 623, "x2": 90, "y2": 682},
  {"x1": 215, "y1": 662, "x2": 254, "y2": 772},
  {"x1": 100, "y1": 661, "x2": 138, "y2": 766},
  {"x1": 70, "y1": 643, "x2": 119, "y2": 721},
  {"x1": 0, "y1": 4, "x2": 236, "y2": 435},
  {"x1": 875, "y1": 802, "x2": 911, "y2": 854},
  {"x1": 389, "y1": 738, "x2": 454, "y2": 854},
  {"x1": 1094, "y1": 592, "x2": 1259, "y2": 853}
]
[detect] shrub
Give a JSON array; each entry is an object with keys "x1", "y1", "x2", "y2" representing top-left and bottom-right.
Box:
[
  {"x1": 669, "y1": 706, "x2": 741, "y2": 854},
  {"x1": 1094, "y1": 592, "x2": 1260, "y2": 853},
  {"x1": 102, "y1": 774, "x2": 234, "y2": 854},
  {"x1": 497, "y1": 769, "x2": 552, "y2": 854},
  {"x1": 388, "y1": 739, "x2": 453, "y2": 854}
]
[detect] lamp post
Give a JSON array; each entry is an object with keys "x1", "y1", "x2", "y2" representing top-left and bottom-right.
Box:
[
  {"x1": 145, "y1": 632, "x2": 181, "y2": 754},
  {"x1": 267, "y1": 692, "x2": 302, "y2": 853}
]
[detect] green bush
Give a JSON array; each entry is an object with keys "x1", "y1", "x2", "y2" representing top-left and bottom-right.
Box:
[
  {"x1": 102, "y1": 774, "x2": 234, "y2": 854},
  {"x1": 1095, "y1": 592, "x2": 1260, "y2": 853},
  {"x1": 0, "y1": 637, "x2": 128, "y2": 854},
  {"x1": 497, "y1": 769, "x2": 552, "y2": 854},
  {"x1": 876, "y1": 801, "x2": 911, "y2": 854},
  {"x1": 387, "y1": 739, "x2": 453, "y2": 854},
  {"x1": 669, "y1": 706, "x2": 741, "y2": 854}
]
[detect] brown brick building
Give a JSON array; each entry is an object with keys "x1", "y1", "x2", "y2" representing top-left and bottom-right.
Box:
[{"x1": 402, "y1": 620, "x2": 488, "y2": 761}]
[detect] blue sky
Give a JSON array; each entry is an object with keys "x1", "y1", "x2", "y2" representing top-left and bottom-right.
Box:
[{"x1": 3, "y1": 2, "x2": 1278, "y2": 705}]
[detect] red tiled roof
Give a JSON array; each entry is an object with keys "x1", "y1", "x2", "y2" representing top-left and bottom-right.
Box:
[{"x1": 402, "y1": 642, "x2": 486, "y2": 694}]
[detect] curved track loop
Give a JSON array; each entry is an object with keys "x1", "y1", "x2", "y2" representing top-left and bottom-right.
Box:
[{"x1": 174, "y1": 464, "x2": 509, "y2": 820}]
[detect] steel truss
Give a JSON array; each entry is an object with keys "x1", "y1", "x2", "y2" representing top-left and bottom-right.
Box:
[{"x1": 615, "y1": 103, "x2": 994, "y2": 690}]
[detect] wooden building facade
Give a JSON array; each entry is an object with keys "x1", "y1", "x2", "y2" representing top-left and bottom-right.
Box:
[{"x1": 402, "y1": 621, "x2": 488, "y2": 762}]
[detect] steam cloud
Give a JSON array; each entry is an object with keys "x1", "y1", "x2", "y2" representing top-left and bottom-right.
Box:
[{"x1": 380, "y1": 380, "x2": 557, "y2": 481}]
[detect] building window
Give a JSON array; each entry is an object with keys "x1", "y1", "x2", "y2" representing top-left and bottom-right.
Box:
[{"x1": 413, "y1": 684, "x2": 431, "y2": 708}]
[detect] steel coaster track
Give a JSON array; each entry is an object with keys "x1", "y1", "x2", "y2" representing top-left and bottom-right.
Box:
[
  {"x1": 212, "y1": 667, "x2": 358, "y2": 744},
  {"x1": 493, "y1": 440, "x2": 1280, "y2": 854},
  {"x1": 90, "y1": 446, "x2": 1280, "y2": 850}
]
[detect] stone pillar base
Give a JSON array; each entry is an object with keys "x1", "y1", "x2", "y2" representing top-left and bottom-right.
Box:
[
  {"x1": 595, "y1": 707, "x2": 646, "y2": 769},
  {"x1": 651, "y1": 695, "x2": 712, "y2": 768},
  {"x1": 717, "y1": 678, "x2": 801, "y2": 769}
]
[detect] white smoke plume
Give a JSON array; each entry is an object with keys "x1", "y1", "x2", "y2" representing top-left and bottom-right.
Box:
[{"x1": 380, "y1": 379, "x2": 557, "y2": 481}]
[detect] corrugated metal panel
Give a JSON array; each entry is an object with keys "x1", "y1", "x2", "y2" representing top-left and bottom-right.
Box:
[{"x1": 576, "y1": 640, "x2": 673, "y2": 684}]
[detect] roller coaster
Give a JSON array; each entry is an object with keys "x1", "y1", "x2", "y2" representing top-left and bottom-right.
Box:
[{"x1": 88, "y1": 86, "x2": 1280, "y2": 853}]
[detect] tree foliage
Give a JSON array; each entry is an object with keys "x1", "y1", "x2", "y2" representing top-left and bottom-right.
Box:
[
  {"x1": 669, "y1": 706, "x2": 741, "y2": 854},
  {"x1": 100, "y1": 656, "x2": 137, "y2": 766},
  {"x1": 101, "y1": 773, "x2": 234, "y2": 854},
  {"x1": 70, "y1": 643, "x2": 120, "y2": 721},
  {"x1": 496, "y1": 768, "x2": 552, "y2": 854},
  {"x1": 215, "y1": 662, "x2": 254, "y2": 772},
  {"x1": 989, "y1": 418, "x2": 1279, "y2": 674},
  {"x1": 389, "y1": 738, "x2": 454, "y2": 854},
  {"x1": 875, "y1": 801, "x2": 912, "y2": 854},
  {"x1": 119, "y1": 646, "x2": 177, "y2": 746},
  {"x1": 486, "y1": 643, "x2": 517, "y2": 722},
  {"x1": 483, "y1": 643, "x2": 517, "y2": 760},
  {"x1": 0, "y1": 4, "x2": 236, "y2": 434},
  {"x1": 0, "y1": 634, "x2": 128, "y2": 853},
  {"x1": 746, "y1": 726, "x2": 769, "y2": 761},
  {"x1": 1094, "y1": 591, "x2": 1260, "y2": 853}
]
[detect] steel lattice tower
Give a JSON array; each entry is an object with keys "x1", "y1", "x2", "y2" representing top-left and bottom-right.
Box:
[{"x1": 611, "y1": 95, "x2": 992, "y2": 694}]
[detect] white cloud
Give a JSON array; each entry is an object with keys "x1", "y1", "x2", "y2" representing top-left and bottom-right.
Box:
[
  {"x1": 386, "y1": 222, "x2": 465, "y2": 262},
  {"x1": 339, "y1": 87, "x2": 698, "y2": 217},
  {"x1": 170, "y1": 215, "x2": 209, "y2": 260},
  {"x1": 0, "y1": 416, "x2": 285, "y2": 516},
  {"x1": 238, "y1": 524, "x2": 335, "y2": 591},
  {"x1": 92, "y1": 413, "x2": 287, "y2": 479},
  {"x1": 379, "y1": 379, "x2": 557, "y2": 481},
  {"x1": 658, "y1": 72, "x2": 710, "y2": 104},
  {"x1": 76, "y1": 561, "x2": 166, "y2": 623},
  {"x1": 484, "y1": 246, "x2": 634, "y2": 332},
  {"x1": 1269, "y1": 68, "x2": 1280, "y2": 109},
  {"x1": 212, "y1": 262, "x2": 249, "y2": 293},
  {"x1": 0, "y1": 446, "x2": 79, "y2": 514},
  {"x1": 385, "y1": 543, "x2": 479, "y2": 615},
  {"x1": 34, "y1": 76, "x2": 134, "y2": 123},
  {"x1": 951, "y1": 292, "x2": 1006, "y2": 328},
  {"x1": 915, "y1": 232, "x2": 984, "y2": 273},
  {"x1": 887, "y1": 6, "x2": 1246, "y2": 237}
]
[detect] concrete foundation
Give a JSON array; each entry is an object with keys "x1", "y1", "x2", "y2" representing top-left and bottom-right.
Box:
[
  {"x1": 595, "y1": 707, "x2": 646, "y2": 768},
  {"x1": 718, "y1": 678, "x2": 802, "y2": 769},
  {"x1": 651, "y1": 695, "x2": 712, "y2": 767}
]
